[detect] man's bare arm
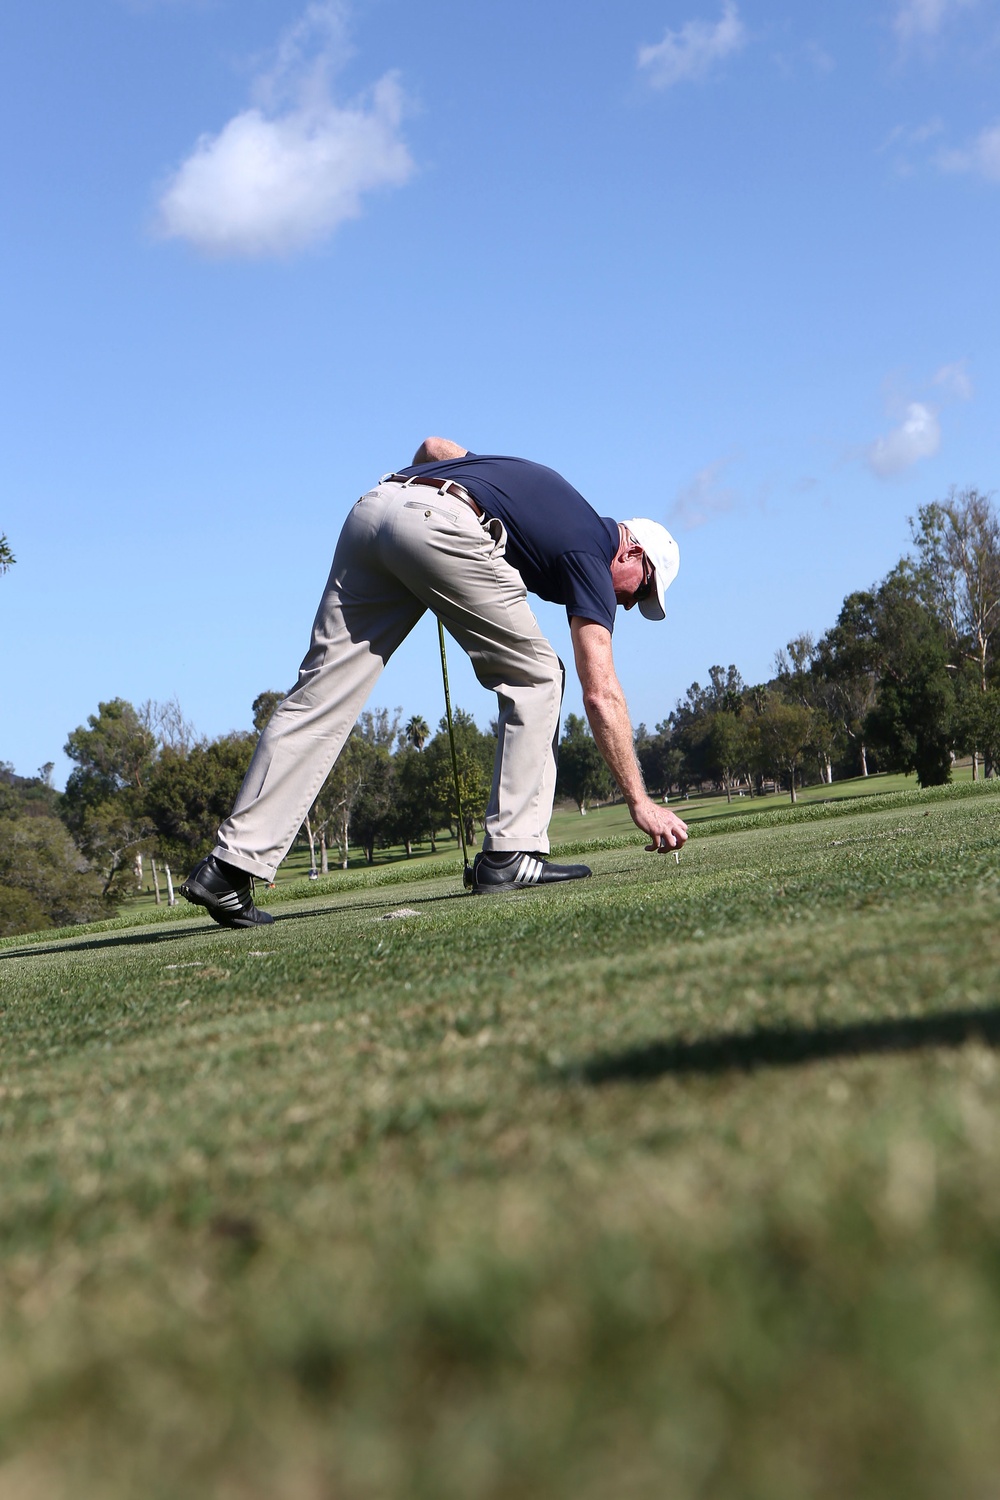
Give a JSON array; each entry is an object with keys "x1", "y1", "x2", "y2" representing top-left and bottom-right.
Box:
[
  {"x1": 412, "y1": 436, "x2": 468, "y2": 465},
  {"x1": 570, "y1": 617, "x2": 688, "y2": 852}
]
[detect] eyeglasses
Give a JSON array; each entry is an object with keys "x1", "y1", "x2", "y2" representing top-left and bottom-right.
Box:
[{"x1": 633, "y1": 551, "x2": 654, "y2": 605}]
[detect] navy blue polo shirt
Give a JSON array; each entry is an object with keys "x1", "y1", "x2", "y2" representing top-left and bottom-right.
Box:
[{"x1": 398, "y1": 453, "x2": 620, "y2": 632}]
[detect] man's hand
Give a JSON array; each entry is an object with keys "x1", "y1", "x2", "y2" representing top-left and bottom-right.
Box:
[
  {"x1": 570, "y1": 618, "x2": 689, "y2": 855},
  {"x1": 628, "y1": 796, "x2": 688, "y2": 853}
]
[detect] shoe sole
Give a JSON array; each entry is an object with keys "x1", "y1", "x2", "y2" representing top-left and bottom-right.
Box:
[{"x1": 470, "y1": 873, "x2": 592, "y2": 895}]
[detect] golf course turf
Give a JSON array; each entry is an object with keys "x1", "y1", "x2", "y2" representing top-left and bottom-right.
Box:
[{"x1": 2, "y1": 779, "x2": 1000, "y2": 1498}]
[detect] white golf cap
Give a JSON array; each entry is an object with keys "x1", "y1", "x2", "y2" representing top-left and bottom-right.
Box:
[{"x1": 621, "y1": 517, "x2": 680, "y2": 621}]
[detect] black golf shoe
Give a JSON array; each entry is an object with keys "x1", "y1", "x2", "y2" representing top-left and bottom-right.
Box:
[
  {"x1": 467, "y1": 850, "x2": 592, "y2": 894},
  {"x1": 179, "y1": 855, "x2": 274, "y2": 927}
]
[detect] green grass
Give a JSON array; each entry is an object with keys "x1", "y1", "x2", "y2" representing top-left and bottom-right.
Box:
[
  {"x1": 4, "y1": 779, "x2": 1000, "y2": 1497},
  {"x1": 121, "y1": 767, "x2": 944, "y2": 917}
]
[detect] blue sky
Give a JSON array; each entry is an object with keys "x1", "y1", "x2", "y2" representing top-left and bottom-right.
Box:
[{"x1": 2, "y1": 0, "x2": 998, "y2": 787}]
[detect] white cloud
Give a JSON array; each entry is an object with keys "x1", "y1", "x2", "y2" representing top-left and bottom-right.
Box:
[
  {"x1": 893, "y1": 0, "x2": 978, "y2": 41},
  {"x1": 669, "y1": 459, "x2": 738, "y2": 530},
  {"x1": 867, "y1": 402, "x2": 941, "y2": 478},
  {"x1": 880, "y1": 117, "x2": 944, "y2": 151},
  {"x1": 258, "y1": 0, "x2": 350, "y2": 113},
  {"x1": 638, "y1": 2, "x2": 747, "y2": 89},
  {"x1": 154, "y1": 2, "x2": 414, "y2": 258},
  {"x1": 933, "y1": 360, "x2": 974, "y2": 400},
  {"x1": 937, "y1": 121, "x2": 1000, "y2": 181},
  {"x1": 803, "y1": 40, "x2": 836, "y2": 74},
  {"x1": 879, "y1": 117, "x2": 945, "y2": 177},
  {"x1": 772, "y1": 40, "x2": 836, "y2": 78}
]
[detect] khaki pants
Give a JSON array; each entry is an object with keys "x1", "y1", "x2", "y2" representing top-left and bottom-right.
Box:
[{"x1": 213, "y1": 479, "x2": 565, "y2": 880}]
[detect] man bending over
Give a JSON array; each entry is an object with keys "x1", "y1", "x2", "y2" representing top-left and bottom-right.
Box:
[{"x1": 181, "y1": 438, "x2": 688, "y2": 925}]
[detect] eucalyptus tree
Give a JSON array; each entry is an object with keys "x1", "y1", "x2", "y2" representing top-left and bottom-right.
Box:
[
  {"x1": 61, "y1": 699, "x2": 159, "y2": 896},
  {"x1": 0, "y1": 814, "x2": 107, "y2": 932},
  {"x1": 635, "y1": 722, "x2": 685, "y2": 800},
  {"x1": 911, "y1": 489, "x2": 1000, "y2": 694},
  {"x1": 814, "y1": 594, "x2": 881, "y2": 778},
  {"x1": 143, "y1": 734, "x2": 256, "y2": 871},
  {"x1": 753, "y1": 697, "x2": 814, "y2": 804},
  {"x1": 702, "y1": 709, "x2": 751, "y2": 803},
  {"x1": 424, "y1": 710, "x2": 494, "y2": 848},
  {"x1": 390, "y1": 744, "x2": 436, "y2": 855},
  {"x1": 671, "y1": 666, "x2": 745, "y2": 791},
  {"x1": 349, "y1": 744, "x2": 395, "y2": 864},
  {"x1": 556, "y1": 714, "x2": 612, "y2": 814},
  {"x1": 864, "y1": 565, "x2": 955, "y2": 787},
  {"x1": 252, "y1": 690, "x2": 286, "y2": 733},
  {"x1": 774, "y1": 634, "x2": 840, "y2": 783},
  {"x1": 911, "y1": 489, "x2": 1000, "y2": 775}
]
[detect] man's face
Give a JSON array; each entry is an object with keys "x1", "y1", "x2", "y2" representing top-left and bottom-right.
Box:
[{"x1": 610, "y1": 534, "x2": 652, "y2": 611}]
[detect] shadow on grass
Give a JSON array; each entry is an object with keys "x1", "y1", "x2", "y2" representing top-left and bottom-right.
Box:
[
  {"x1": 575, "y1": 1005, "x2": 1000, "y2": 1084},
  {"x1": 0, "y1": 924, "x2": 224, "y2": 961},
  {"x1": 0, "y1": 891, "x2": 472, "y2": 962}
]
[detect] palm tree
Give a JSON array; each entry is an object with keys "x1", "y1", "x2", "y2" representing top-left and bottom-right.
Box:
[{"x1": 405, "y1": 714, "x2": 429, "y2": 750}]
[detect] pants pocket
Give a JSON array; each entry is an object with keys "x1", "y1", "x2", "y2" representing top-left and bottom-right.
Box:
[
  {"x1": 403, "y1": 499, "x2": 460, "y2": 523},
  {"x1": 482, "y1": 516, "x2": 507, "y2": 560}
]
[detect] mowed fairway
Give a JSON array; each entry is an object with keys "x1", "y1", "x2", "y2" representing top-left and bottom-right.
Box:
[{"x1": 3, "y1": 785, "x2": 1000, "y2": 1499}]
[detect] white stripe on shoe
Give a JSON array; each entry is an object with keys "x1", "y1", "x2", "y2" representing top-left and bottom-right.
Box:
[
  {"x1": 215, "y1": 890, "x2": 246, "y2": 910},
  {"x1": 513, "y1": 855, "x2": 544, "y2": 885}
]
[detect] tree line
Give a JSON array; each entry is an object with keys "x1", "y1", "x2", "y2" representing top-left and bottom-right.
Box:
[
  {"x1": 626, "y1": 487, "x2": 1000, "y2": 806},
  {"x1": 2, "y1": 485, "x2": 997, "y2": 937},
  {"x1": 0, "y1": 696, "x2": 501, "y2": 937}
]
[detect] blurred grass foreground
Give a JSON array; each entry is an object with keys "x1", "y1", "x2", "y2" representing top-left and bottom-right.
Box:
[{"x1": 3, "y1": 778, "x2": 1000, "y2": 1498}]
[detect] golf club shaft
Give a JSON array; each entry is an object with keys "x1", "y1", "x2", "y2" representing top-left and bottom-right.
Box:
[{"x1": 438, "y1": 618, "x2": 470, "y2": 869}]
